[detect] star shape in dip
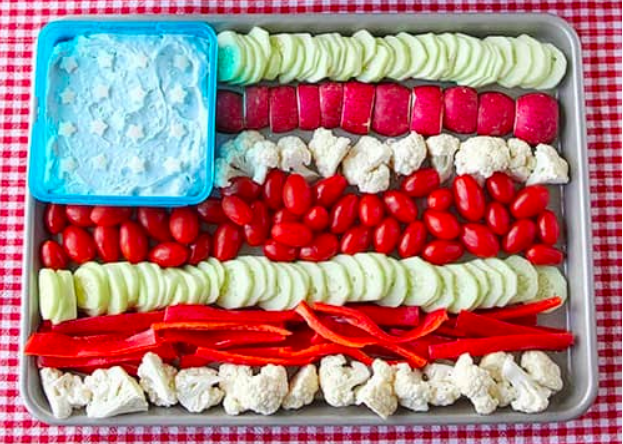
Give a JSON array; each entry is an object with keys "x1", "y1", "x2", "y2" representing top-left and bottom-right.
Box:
[
  {"x1": 97, "y1": 52, "x2": 114, "y2": 69},
  {"x1": 127, "y1": 155, "x2": 146, "y2": 174},
  {"x1": 59, "y1": 87, "x2": 76, "y2": 105},
  {"x1": 173, "y1": 54, "x2": 190, "y2": 71},
  {"x1": 168, "y1": 84, "x2": 187, "y2": 104},
  {"x1": 129, "y1": 85, "x2": 147, "y2": 104},
  {"x1": 170, "y1": 122, "x2": 187, "y2": 139},
  {"x1": 93, "y1": 84, "x2": 110, "y2": 101},
  {"x1": 58, "y1": 121, "x2": 77, "y2": 137},
  {"x1": 92, "y1": 154, "x2": 108, "y2": 170},
  {"x1": 135, "y1": 53, "x2": 149, "y2": 69},
  {"x1": 60, "y1": 56, "x2": 78, "y2": 73},
  {"x1": 164, "y1": 157, "x2": 183, "y2": 174},
  {"x1": 90, "y1": 119, "x2": 108, "y2": 137},
  {"x1": 127, "y1": 124, "x2": 144, "y2": 142}
]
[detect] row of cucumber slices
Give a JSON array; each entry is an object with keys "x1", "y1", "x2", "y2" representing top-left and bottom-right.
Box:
[
  {"x1": 217, "y1": 27, "x2": 567, "y2": 89},
  {"x1": 39, "y1": 254, "x2": 567, "y2": 323}
]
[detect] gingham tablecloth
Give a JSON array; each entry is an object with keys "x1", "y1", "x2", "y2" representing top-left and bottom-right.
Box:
[{"x1": 1, "y1": 1, "x2": 620, "y2": 442}]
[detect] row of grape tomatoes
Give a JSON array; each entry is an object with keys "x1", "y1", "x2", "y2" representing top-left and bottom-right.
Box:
[{"x1": 40, "y1": 169, "x2": 563, "y2": 270}]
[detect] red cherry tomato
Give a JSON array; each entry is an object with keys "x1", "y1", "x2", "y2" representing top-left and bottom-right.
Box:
[
  {"x1": 283, "y1": 173, "x2": 312, "y2": 216},
  {"x1": 40, "y1": 240, "x2": 68, "y2": 270},
  {"x1": 373, "y1": 218, "x2": 401, "y2": 254},
  {"x1": 452, "y1": 175, "x2": 486, "y2": 222},
  {"x1": 485, "y1": 202, "x2": 511, "y2": 236},
  {"x1": 330, "y1": 194, "x2": 359, "y2": 234},
  {"x1": 537, "y1": 210, "x2": 560, "y2": 245},
  {"x1": 398, "y1": 221, "x2": 427, "y2": 258},
  {"x1": 44, "y1": 204, "x2": 67, "y2": 234},
  {"x1": 525, "y1": 244, "x2": 564, "y2": 265},
  {"x1": 188, "y1": 233, "x2": 212, "y2": 265},
  {"x1": 62, "y1": 226, "x2": 96, "y2": 264},
  {"x1": 422, "y1": 240, "x2": 464, "y2": 265},
  {"x1": 137, "y1": 207, "x2": 173, "y2": 242},
  {"x1": 423, "y1": 210, "x2": 461, "y2": 240},
  {"x1": 273, "y1": 208, "x2": 300, "y2": 224},
  {"x1": 169, "y1": 207, "x2": 200, "y2": 244},
  {"x1": 340, "y1": 225, "x2": 372, "y2": 255},
  {"x1": 148, "y1": 242, "x2": 189, "y2": 268},
  {"x1": 300, "y1": 233, "x2": 339, "y2": 261},
  {"x1": 222, "y1": 195, "x2": 254, "y2": 226},
  {"x1": 461, "y1": 223, "x2": 500, "y2": 258},
  {"x1": 503, "y1": 219, "x2": 537, "y2": 254},
  {"x1": 263, "y1": 169, "x2": 287, "y2": 211},
  {"x1": 93, "y1": 225, "x2": 120, "y2": 263},
  {"x1": 244, "y1": 201, "x2": 270, "y2": 246},
  {"x1": 221, "y1": 177, "x2": 261, "y2": 202},
  {"x1": 196, "y1": 199, "x2": 228, "y2": 224},
  {"x1": 358, "y1": 194, "x2": 385, "y2": 227},
  {"x1": 486, "y1": 172, "x2": 516, "y2": 204},
  {"x1": 510, "y1": 185, "x2": 550, "y2": 219},
  {"x1": 271, "y1": 222, "x2": 313, "y2": 247},
  {"x1": 212, "y1": 223, "x2": 243, "y2": 261},
  {"x1": 119, "y1": 221, "x2": 148, "y2": 264},
  {"x1": 383, "y1": 190, "x2": 418, "y2": 223},
  {"x1": 90, "y1": 206, "x2": 132, "y2": 227},
  {"x1": 303, "y1": 206, "x2": 330, "y2": 232},
  {"x1": 263, "y1": 239, "x2": 298, "y2": 262},
  {"x1": 313, "y1": 174, "x2": 348, "y2": 207},
  {"x1": 401, "y1": 168, "x2": 440, "y2": 197},
  {"x1": 427, "y1": 188, "x2": 453, "y2": 211},
  {"x1": 65, "y1": 205, "x2": 93, "y2": 227}
]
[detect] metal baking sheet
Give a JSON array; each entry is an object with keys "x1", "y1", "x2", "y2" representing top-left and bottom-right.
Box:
[{"x1": 19, "y1": 13, "x2": 597, "y2": 426}]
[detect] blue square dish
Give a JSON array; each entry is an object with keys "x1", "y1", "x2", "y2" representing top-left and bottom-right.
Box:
[{"x1": 29, "y1": 20, "x2": 218, "y2": 207}]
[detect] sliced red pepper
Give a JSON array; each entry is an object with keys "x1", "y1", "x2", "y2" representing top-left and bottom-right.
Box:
[
  {"x1": 455, "y1": 310, "x2": 567, "y2": 337},
  {"x1": 428, "y1": 332, "x2": 574, "y2": 360},
  {"x1": 512, "y1": 314, "x2": 539, "y2": 326},
  {"x1": 151, "y1": 321, "x2": 291, "y2": 336},
  {"x1": 50, "y1": 311, "x2": 164, "y2": 336},
  {"x1": 376, "y1": 342, "x2": 428, "y2": 368},
  {"x1": 164, "y1": 305, "x2": 300, "y2": 324},
  {"x1": 395, "y1": 334, "x2": 452, "y2": 359},
  {"x1": 158, "y1": 330, "x2": 286, "y2": 349},
  {"x1": 387, "y1": 310, "x2": 448, "y2": 342},
  {"x1": 478, "y1": 297, "x2": 563, "y2": 320},
  {"x1": 346, "y1": 304, "x2": 420, "y2": 327}
]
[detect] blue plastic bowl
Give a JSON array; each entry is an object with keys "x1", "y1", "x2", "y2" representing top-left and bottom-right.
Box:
[{"x1": 29, "y1": 20, "x2": 217, "y2": 207}]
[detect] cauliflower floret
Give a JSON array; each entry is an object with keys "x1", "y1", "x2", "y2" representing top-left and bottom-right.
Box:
[
  {"x1": 526, "y1": 144, "x2": 570, "y2": 185},
  {"x1": 455, "y1": 137, "x2": 511, "y2": 181},
  {"x1": 506, "y1": 138, "x2": 536, "y2": 182},
  {"x1": 451, "y1": 354, "x2": 499, "y2": 415},
  {"x1": 214, "y1": 157, "x2": 245, "y2": 188},
  {"x1": 219, "y1": 364, "x2": 288, "y2": 416},
  {"x1": 479, "y1": 352, "x2": 517, "y2": 407},
  {"x1": 308, "y1": 128, "x2": 351, "y2": 177},
  {"x1": 520, "y1": 351, "x2": 563, "y2": 392},
  {"x1": 426, "y1": 134, "x2": 460, "y2": 183},
  {"x1": 342, "y1": 136, "x2": 392, "y2": 193},
  {"x1": 393, "y1": 363, "x2": 431, "y2": 412},
  {"x1": 423, "y1": 363, "x2": 461, "y2": 406},
  {"x1": 175, "y1": 367, "x2": 223, "y2": 413},
  {"x1": 282, "y1": 364, "x2": 319, "y2": 410},
  {"x1": 245, "y1": 139, "x2": 279, "y2": 184},
  {"x1": 137, "y1": 352, "x2": 178, "y2": 407},
  {"x1": 357, "y1": 164, "x2": 391, "y2": 193},
  {"x1": 233, "y1": 130, "x2": 266, "y2": 154},
  {"x1": 503, "y1": 355, "x2": 552, "y2": 414},
  {"x1": 355, "y1": 359, "x2": 398, "y2": 419},
  {"x1": 84, "y1": 366, "x2": 148, "y2": 418},
  {"x1": 40, "y1": 368, "x2": 91, "y2": 419},
  {"x1": 387, "y1": 132, "x2": 427, "y2": 176},
  {"x1": 277, "y1": 136, "x2": 318, "y2": 180},
  {"x1": 318, "y1": 354, "x2": 371, "y2": 407}
]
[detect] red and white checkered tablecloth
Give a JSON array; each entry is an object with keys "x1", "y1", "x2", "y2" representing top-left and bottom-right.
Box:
[{"x1": 0, "y1": 0, "x2": 620, "y2": 442}]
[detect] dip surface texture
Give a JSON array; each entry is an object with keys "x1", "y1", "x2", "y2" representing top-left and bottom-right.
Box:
[{"x1": 45, "y1": 33, "x2": 211, "y2": 197}]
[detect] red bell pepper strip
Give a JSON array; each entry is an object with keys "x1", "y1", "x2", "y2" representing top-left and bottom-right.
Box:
[
  {"x1": 163, "y1": 305, "x2": 301, "y2": 324},
  {"x1": 511, "y1": 314, "x2": 539, "y2": 326},
  {"x1": 158, "y1": 330, "x2": 287, "y2": 349},
  {"x1": 346, "y1": 304, "x2": 420, "y2": 327},
  {"x1": 50, "y1": 311, "x2": 164, "y2": 336},
  {"x1": 151, "y1": 321, "x2": 292, "y2": 336},
  {"x1": 428, "y1": 333, "x2": 574, "y2": 360},
  {"x1": 478, "y1": 297, "x2": 563, "y2": 320},
  {"x1": 376, "y1": 342, "x2": 428, "y2": 368},
  {"x1": 387, "y1": 310, "x2": 448, "y2": 342},
  {"x1": 455, "y1": 310, "x2": 567, "y2": 337}
]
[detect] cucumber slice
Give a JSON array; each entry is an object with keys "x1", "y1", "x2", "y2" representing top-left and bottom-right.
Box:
[
  {"x1": 229, "y1": 36, "x2": 254, "y2": 85},
  {"x1": 38, "y1": 269, "x2": 61, "y2": 321},
  {"x1": 135, "y1": 262, "x2": 164, "y2": 312},
  {"x1": 279, "y1": 34, "x2": 306, "y2": 83},
  {"x1": 241, "y1": 34, "x2": 267, "y2": 85},
  {"x1": 273, "y1": 34, "x2": 299, "y2": 76},
  {"x1": 185, "y1": 265, "x2": 212, "y2": 305},
  {"x1": 318, "y1": 260, "x2": 352, "y2": 305},
  {"x1": 450, "y1": 33, "x2": 475, "y2": 79},
  {"x1": 428, "y1": 35, "x2": 448, "y2": 80},
  {"x1": 163, "y1": 268, "x2": 185, "y2": 307},
  {"x1": 285, "y1": 263, "x2": 310, "y2": 309},
  {"x1": 356, "y1": 38, "x2": 393, "y2": 83},
  {"x1": 533, "y1": 43, "x2": 567, "y2": 90},
  {"x1": 259, "y1": 263, "x2": 293, "y2": 311},
  {"x1": 446, "y1": 264, "x2": 480, "y2": 313},
  {"x1": 217, "y1": 31, "x2": 246, "y2": 82},
  {"x1": 196, "y1": 261, "x2": 220, "y2": 304},
  {"x1": 396, "y1": 32, "x2": 428, "y2": 79},
  {"x1": 207, "y1": 258, "x2": 225, "y2": 292},
  {"x1": 116, "y1": 262, "x2": 139, "y2": 308},
  {"x1": 535, "y1": 266, "x2": 568, "y2": 309},
  {"x1": 457, "y1": 40, "x2": 492, "y2": 86},
  {"x1": 415, "y1": 33, "x2": 441, "y2": 79},
  {"x1": 505, "y1": 256, "x2": 539, "y2": 304},
  {"x1": 384, "y1": 35, "x2": 412, "y2": 80},
  {"x1": 249, "y1": 27, "x2": 271, "y2": 58},
  {"x1": 180, "y1": 267, "x2": 203, "y2": 305},
  {"x1": 471, "y1": 259, "x2": 504, "y2": 309},
  {"x1": 328, "y1": 34, "x2": 349, "y2": 81},
  {"x1": 237, "y1": 256, "x2": 267, "y2": 307},
  {"x1": 423, "y1": 265, "x2": 455, "y2": 312},
  {"x1": 402, "y1": 257, "x2": 442, "y2": 306},
  {"x1": 74, "y1": 262, "x2": 110, "y2": 316},
  {"x1": 263, "y1": 38, "x2": 283, "y2": 81},
  {"x1": 518, "y1": 34, "x2": 550, "y2": 87},
  {"x1": 332, "y1": 254, "x2": 365, "y2": 302},
  {"x1": 103, "y1": 264, "x2": 129, "y2": 315},
  {"x1": 296, "y1": 261, "x2": 328, "y2": 302},
  {"x1": 437, "y1": 33, "x2": 459, "y2": 80},
  {"x1": 499, "y1": 37, "x2": 532, "y2": 88},
  {"x1": 218, "y1": 260, "x2": 253, "y2": 309},
  {"x1": 377, "y1": 257, "x2": 409, "y2": 307},
  {"x1": 463, "y1": 262, "x2": 490, "y2": 308},
  {"x1": 297, "y1": 33, "x2": 319, "y2": 81},
  {"x1": 484, "y1": 36, "x2": 515, "y2": 79},
  {"x1": 484, "y1": 258, "x2": 518, "y2": 307},
  {"x1": 353, "y1": 253, "x2": 387, "y2": 302},
  {"x1": 54, "y1": 270, "x2": 78, "y2": 323},
  {"x1": 353, "y1": 29, "x2": 376, "y2": 67},
  {"x1": 316, "y1": 34, "x2": 342, "y2": 79},
  {"x1": 474, "y1": 42, "x2": 505, "y2": 87},
  {"x1": 370, "y1": 253, "x2": 395, "y2": 298},
  {"x1": 335, "y1": 37, "x2": 363, "y2": 81},
  {"x1": 454, "y1": 36, "x2": 486, "y2": 83},
  {"x1": 256, "y1": 257, "x2": 277, "y2": 302},
  {"x1": 306, "y1": 37, "x2": 332, "y2": 83}
]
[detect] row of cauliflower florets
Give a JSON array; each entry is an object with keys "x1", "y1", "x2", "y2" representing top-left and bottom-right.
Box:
[
  {"x1": 41, "y1": 350, "x2": 562, "y2": 420},
  {"x1": 215, "y1": 129, "x2": 569, "y2": 194}
]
